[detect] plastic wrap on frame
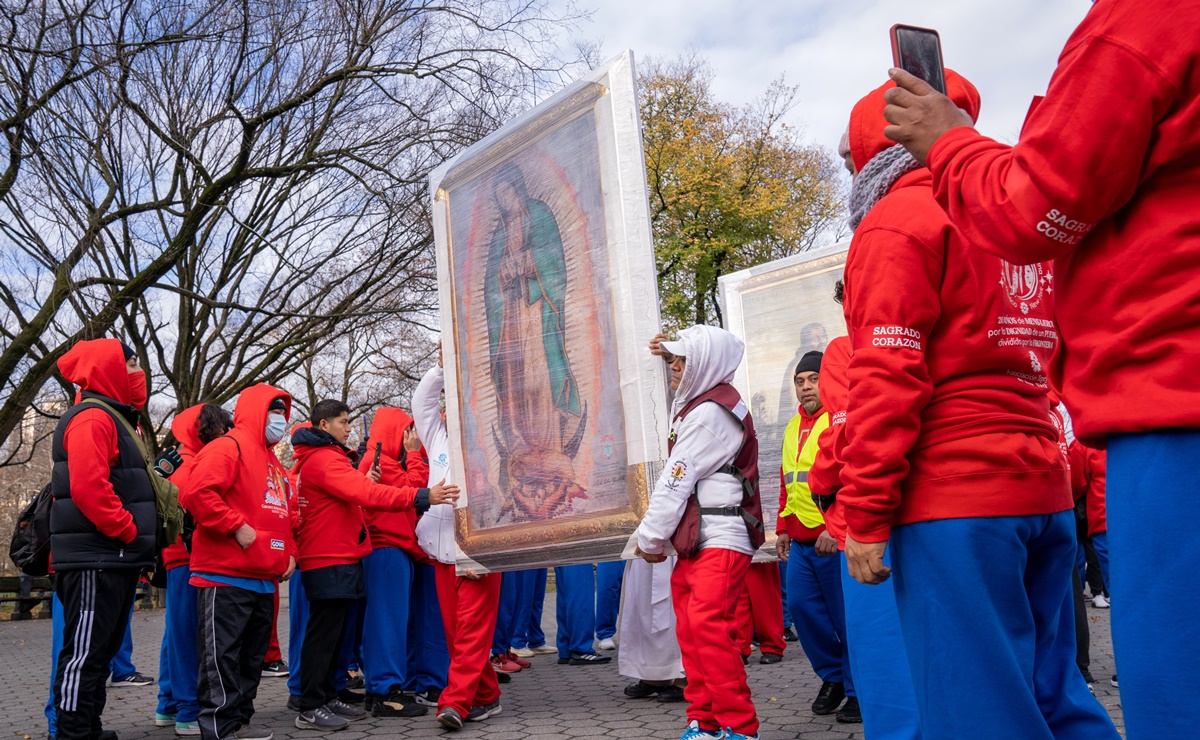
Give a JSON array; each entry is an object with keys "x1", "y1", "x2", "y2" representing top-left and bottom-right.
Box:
[
  {"x1": 718, "y1": 241, "x2": 851, "y2": 562},
  {"x1": 429, "y1": 51, "x2": 668, "y2": 573}
]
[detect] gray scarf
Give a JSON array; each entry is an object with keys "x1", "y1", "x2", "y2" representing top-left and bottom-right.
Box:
[{"x1": 848, "y1": 144, "x2": 921, "y2": 230}]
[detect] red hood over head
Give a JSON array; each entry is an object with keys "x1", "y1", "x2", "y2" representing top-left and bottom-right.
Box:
[
  {"x1": 57, "y1": 338, "x2": 135, "y2": 406},
  {"x1": 849, "y1": 68, "x2": 981, "y2": 173},
  {"x1": 171, "y1": 404, "x2": 206, "y2": 455},
  {"x1": 365, "y1": 407, "x2": 415, "y2": 464},
  {"x1": 233, "y1": 383, "x2": 291, "y2": 447}
]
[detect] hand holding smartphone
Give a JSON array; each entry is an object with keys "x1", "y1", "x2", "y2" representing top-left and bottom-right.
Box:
[
  {"x1": 890, "y1": 24, "x2": 946, "y2": 95},
  {"x1": 372, "y1": 441, "x2": 382, "y2": 473}
]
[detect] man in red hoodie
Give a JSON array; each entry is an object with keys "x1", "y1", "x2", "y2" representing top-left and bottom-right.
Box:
[
  {"x1": 182, "y1": 385, "x2": 297, "y2": 740},
  {"x1": 291, "y1": 399, "x2": 459, "y2": 731},
  {"x1": 838, "y1": 71, "x2": 1118, "y2": 739},
  {"x1": 50, "y1": 338, "x2": 157, "y2": 740},
  {"x1": 881, "y1": 5, "x2": 1200, "y2": 735},
  {"x1": 355, "y1": 407, "x2": 435, "y2": 717}
]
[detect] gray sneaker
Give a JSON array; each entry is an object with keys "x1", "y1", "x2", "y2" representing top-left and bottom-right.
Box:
[
  {"x1": 325, "y1": 698, "x2": 367, "y2": 722},
  {"x1": 234, "y1": 729, "x2": 273, "y2": 740},
  {"x1": 294, "y1": 706, "x2": 348, "y2": 731},
  {"x1": 466, "y1": 701, "x2": 501, "y2": 722},
  {"x1": 436, "y1": 707, "x2": 464, "y2": 730}
]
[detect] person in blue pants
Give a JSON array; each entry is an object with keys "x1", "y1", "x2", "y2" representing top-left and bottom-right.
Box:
[
  {"x1": 46, "y1": 593, "x2": 64, "y2": 739},
  {"x1": 778, "y1": 561, "x2": 793, "y2": 635},
  {"x1": 839, "y1": 551, "x2": 918, "y2": 739},
  {"x1": 492, "y1": 570, "x2": 537, "y2": 671},
  {"x1": 155, "y1": 565, "x2": 200, "y2": 734},
  {"x1": 594, "y1": 561, "x2": 624, "y2": 650},
  {"x1": 785, "y1": 539, "x2": 855, "y2": 715},
  {"x1": 511, "y1": 569, "x2": 551, "y2": 655},
  {"x1": 108, "y1": 603, "x2": 150, "y2": 685},
  {"x1": 554, "y1": 564, "x2": 608, "y2": 665},
  {"x1": 361, "y1": 547, "x2": 421, "y2": 715},
  {"x1": 404, "y1": 563, "x2": 448, "y2": 704}
]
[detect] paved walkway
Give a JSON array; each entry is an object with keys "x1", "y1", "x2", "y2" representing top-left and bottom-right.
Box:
[{"x1": 3, "y1": 598, "x2": 1122, "y2": 739}]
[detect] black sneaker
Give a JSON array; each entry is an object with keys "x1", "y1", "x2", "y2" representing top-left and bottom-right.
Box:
[
  {"x1": 1081, "y1": 669, "x2": 1096, "y2": 685},
  {"x1": 759, "y1": 652, "x2": 782, "y2": 665},
  {"x1": 261, "y1": 660, "x2": 289, "y2": 678},
  {"x1": 812, "y1": 681, "x2": 845, "y2": 715},
  {"x1": 782, "y1": 627, "x2": 798, "y2": 642},
  {"x1": 836, "y1": 697, "x2": 862, "y2": 724},
  {"x1": 568, "y1": 651, "x2": 611, "y2": 666},
  {"x1": 286, "y1": 695, "x2": 301, "y2": 712},
  {"x1": 109, "y1": 672, "x2": 154, "y2": 687},
  {"x1": 371, "y1": 687, "x2": 428, "y2": 718},
  {"x1": 294, "y1": 706, "x2": 348, "y2": 731},
  {"x1": 1111, "y1": 675, "x2": 1119, "y2": 688},
  {"x1": 466, "y1": 701, "x2": 501, "y2": 722},
  {"x1": 415, "y1": 689, "x2": 441, "y2": 707},
  {"x1": 741, "y1": 654, "x2": 749, "y2": 666},
  {"x1": 657, "y1": 685, "x2": 685, "y2": 703},
  {"x1": 436, "y1": 707, "x2": 463, "y2": 730},
  {"x1": 496, "y1": 671, "x2": 512, "y2": 684},
  {"x1": 325, "y1": 698, "x2": 367, "y2": 722},
  {"x1": 345, "y1": 674, "x2": 364, "y2": 690},
  {"x1": 624, "y1": 681, "x2": 661, "y2": 699},
  {"x1": 336, "y1": 688, "x2": 365, "y2": 705}
]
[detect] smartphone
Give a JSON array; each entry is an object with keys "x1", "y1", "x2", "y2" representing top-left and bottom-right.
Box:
[
  {"x1": 373, "y1": 441, "x2": 382, "y2": 472},
  {"x1": 890, "y1": 24, "x2": 946, "y2": 95}
]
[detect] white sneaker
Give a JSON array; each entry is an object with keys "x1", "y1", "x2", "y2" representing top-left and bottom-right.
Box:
[
  {"x1": 511, "y1": 646, "x2": 536, "y2": 659},
  {"x1": 598, "y1": 638, "x2": 617, "y2": 651},
  {"x1": 1092, "y1": 594, "x2": 1110, "y2": 608}
]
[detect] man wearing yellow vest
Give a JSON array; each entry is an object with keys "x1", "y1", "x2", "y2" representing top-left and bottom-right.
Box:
[{"x1": 775, "y1": 351, "x2": 858, "y2": 722}]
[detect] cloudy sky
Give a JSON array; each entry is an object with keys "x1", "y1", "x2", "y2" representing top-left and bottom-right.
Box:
[{"x1": 557, "y1": 0, "x2": 1092, "y2": 157}]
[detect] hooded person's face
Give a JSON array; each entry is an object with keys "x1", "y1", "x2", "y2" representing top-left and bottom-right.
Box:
[
  {"x1": 669, "y1": 355, "x2": 687, "y2": 391},
  {"x1": 126, "y1": 355, "x2": 147, "y2": 410}
]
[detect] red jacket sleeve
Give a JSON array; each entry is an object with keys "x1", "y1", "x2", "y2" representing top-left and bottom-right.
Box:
[
  {"x1": 406, "y1": 450, "x2": 430, "y2": 490},
  {"x1": 1068, "y1": 441, "x2": 1089, "y2": 502},
  {"x1": 315, "y1": 451, "x2": 419, "y2": 511},
  {"x1": 179, "y1": 437, "x2": 245, "y2": 536},
  {"x1": 809, "y1": 423, "x2": 843, "y2": 498},
  {"x1": 839, "y1": 224, "x2": 943, "y2": 543},
  {"x1": 776, "y1": 465, "x2": 787, "y2": 535},
  {"x1": 62, "y1": 409, "x2": 137, "y2": 544},
  {"x1": 927, "y1": 7, "x2": 1177, "y2": 265}
]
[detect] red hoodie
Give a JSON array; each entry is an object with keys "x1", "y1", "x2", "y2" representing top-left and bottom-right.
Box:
[
  {"x1": 181, "y1": 385, "x2": 296, "y2": 581},
  {"x1": 357, "y1": 408, "x2": 430, "y2": 561},
  {"x1": 839, "y1": 71, "x2": 1072, "y2": 544},
  {"x1": 162, "y1": 404, "x2": 204, "y2": 571},
  {"x1": 293, "y1": 426, "x2": 425, "y2": 572},
  {"x1": 925, "y1": 1, "x2": 1200, "y2": 444},
  {"x1": 809, "y1": 337, "x2": 850, "y2": 549},
  {"x1": 1069, "y1": 441, "x2": 1107, "y2": 536},
  {"x1": 56, "y1": 339, "x2": 143, "y2": 545}
]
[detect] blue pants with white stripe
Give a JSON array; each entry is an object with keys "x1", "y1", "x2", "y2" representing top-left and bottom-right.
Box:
[
  {"x1": 555, "y1": 564, "x2": 597, "y2": 658},
  {"x1": 1107, "y1": 430, "x2": 1200, "y2": 739},
  {"x1": 891, "y1": 512, "x2": 1118, "y2": 740}
]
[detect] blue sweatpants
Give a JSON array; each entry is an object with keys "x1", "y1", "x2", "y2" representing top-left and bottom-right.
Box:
[
  {"x1": 109, "y1": 603, "x2": 137, "y2": 680},
  {"x1": 46, "y1": 592, "x2": 64, "y2": 736},
  {"x1": 405, "y1": 563, "x2": 448, "y2": 694},
  {"x1": 491, "y1": 571, "x2": 522, "y2": 655},
  {"x1": 555, "y1": 564, "x2": 597, "y2": 658},
  {"x1": 361, "y1": 548, "x2": 414, "y2": 695},
  {"x1": 1090, "y1": 531, "x2": 1110, "y2": 595},
  {"x1": 595, "y1": 561, "x2": 625, "y2": 640},
  {"x1": 1107, "y1": 430, "x2": 1200, "y2": 739},
  {"x1": 786, "y1": 541, "x2": 853, "y2": 694},
  {"x1": 840, "y1": 551, "x2": 918, "y2": 739},
  {"x1": 287, "y1": 575, "x2": 308, "y2": 697},
  {"x1": 156, "y1": 566, "x2": 200, "y2": 722},
  {"x1": 512, "y1": 569, "x2": 547, "y2": 649},
  {"x1": 778, "y1": 560, "x2": 792, "y2": 630},
  {"x1": 891, "y1": 512, "x2": 1119, "y2": 740}
]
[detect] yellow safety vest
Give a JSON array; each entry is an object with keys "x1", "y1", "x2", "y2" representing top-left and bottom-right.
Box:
[{"x1": 779, "y1": 411, "x2": 830, "y2": 529}]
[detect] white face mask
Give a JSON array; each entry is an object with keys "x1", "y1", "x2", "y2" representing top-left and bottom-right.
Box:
[{"x1": 265, "y1": 414, "x2": 288, "y2": 445}]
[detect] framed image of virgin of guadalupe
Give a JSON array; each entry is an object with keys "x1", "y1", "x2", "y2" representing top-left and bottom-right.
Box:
[
  {"x1": 429, "y1": 51, "x2": 669, "y2": 573},
  {"x1": 718, "y1": 241, "x2": 850, "y2": 561}
]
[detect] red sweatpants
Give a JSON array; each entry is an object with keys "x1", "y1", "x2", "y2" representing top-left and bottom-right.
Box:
[
  {"x1": 736, "y1": 562, "x2": 787, "y2": 657},
  {"x1": 434, "y1": 563, "x2": 502, "y2": 716},
  {"x1": 672, "y1": 548, "x2": 758, "y2": 735},
  {"x1": 265, "y1": 588, "x2": 283, "y2": 663}
]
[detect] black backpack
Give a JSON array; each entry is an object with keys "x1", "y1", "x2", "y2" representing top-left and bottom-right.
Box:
[{"x1": 9, "y1": 483, "x2": 53, "y2": 577}]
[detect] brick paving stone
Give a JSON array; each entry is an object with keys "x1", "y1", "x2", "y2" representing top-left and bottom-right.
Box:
[{"x1": 1, "y1": 591, "x2": 1123, "y2": 740}]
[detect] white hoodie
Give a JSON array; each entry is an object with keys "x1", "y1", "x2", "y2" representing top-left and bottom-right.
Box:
[
  {"x1": 635, "y1": 325, "x2": 755, "y2": 557},
  {"x1": 412, "y1": 365, "x2": 457, "y2": 565}
]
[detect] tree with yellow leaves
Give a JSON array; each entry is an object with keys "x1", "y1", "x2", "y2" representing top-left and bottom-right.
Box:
[{"x1": 641, "y1": 55, "x2": 845, "y2": 330}]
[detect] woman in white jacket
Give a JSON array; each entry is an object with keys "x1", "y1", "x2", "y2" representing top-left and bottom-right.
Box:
[{"x1": 412, "y1": 349, "x2": 504, "y2": 731}]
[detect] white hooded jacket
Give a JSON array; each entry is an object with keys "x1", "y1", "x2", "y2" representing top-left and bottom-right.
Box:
[
  {"x1": 412, "y1": 365, "x2": 457, "y2": 565},
  {"x1": 635, "y1": 325, "x2": 755, "y2": 557}
]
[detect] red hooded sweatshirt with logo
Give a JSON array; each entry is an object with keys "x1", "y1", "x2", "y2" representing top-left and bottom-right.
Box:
[
  {"x1": 839, "y1": 71, "x2": 1072, "y2": 544},
  {"x1": 56, "y1": 338, "x2": 145, "y2": 545},
  {"x1": 1070, "y1": 441, "x2": 1107, "y2": 536},
  {"x1": 357, "y1": 408, "x2": 430, "y2": 561},
  {"x1": 181, "y1": 384, "x2": 296, "y2": 581},
  {"x1": 809, "y1": 336, "x2": 850, "y2": 548},
  {"x1": 292, "y1": 426, "x2": 426, "y2": 572},
  {"x1": 924, "y1": 1, "x2": 1200, "y2": 443},
  {"x1": 162, "y1": 404, "x2": 204, "y2": 571}
]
